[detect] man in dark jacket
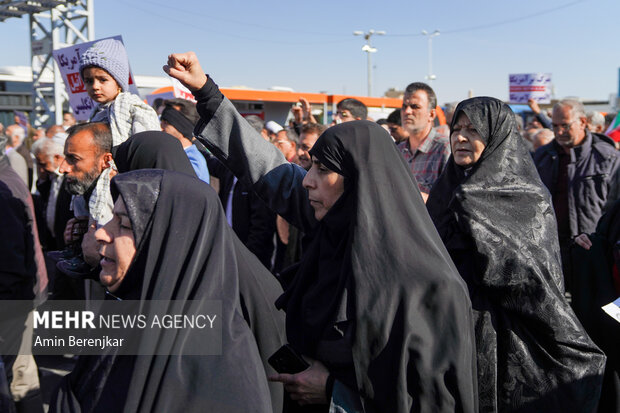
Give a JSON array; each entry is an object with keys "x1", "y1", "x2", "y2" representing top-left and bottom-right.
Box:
[{"x1": 533, "y1": 98, "x2": 620, "y2": 298}]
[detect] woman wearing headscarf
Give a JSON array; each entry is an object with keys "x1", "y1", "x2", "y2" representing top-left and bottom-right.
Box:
[
  {"x1": 426, "y1": 96, "x2": 606, "y2": 412},
  {"x1": 110, "y1": 130, "x2": 286, "y2": 412},
  {"x1": 111, "y1": 130, "x2": 197, "y2": 176},
  {"x1": 74, "y1": 130, "x2": 197, "y2": 279},
  {"x1": 52, "y1": 170, "x2": 284, "y2": 412},
  {"x1": 165, "y1": 52, "x2": 477, "y2": 413}
]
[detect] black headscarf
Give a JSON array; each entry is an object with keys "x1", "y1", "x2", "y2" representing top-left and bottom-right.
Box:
[
  {"x1": 53, "y1": 170, "x2": 274, "y2": 413},
  {"x1": 111, "y1": 131, "x2": 197, "y2": 177},
  {"x1": 427, "y1": 97, "x2": 606, "y2": 412},
  {"x1": 278, "y1": 120, "x2": 478, "y2": 413},
  {"x1": 160, "y1": 106, "x2": 195, "y2": 139}
]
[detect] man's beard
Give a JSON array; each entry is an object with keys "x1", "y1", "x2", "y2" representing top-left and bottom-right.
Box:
[{"x1": 65, "y1": 167, "x2": 101, "y2": 195}]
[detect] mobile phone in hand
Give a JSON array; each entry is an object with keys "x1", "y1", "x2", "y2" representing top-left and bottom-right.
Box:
[{"x1": 268, "y1": 344, "x2": 310, "y2": 374}]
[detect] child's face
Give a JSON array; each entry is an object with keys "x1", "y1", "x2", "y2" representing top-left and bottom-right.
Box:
[{"x1": 83, "y1": 67, "x2": 121, "y2": 104}]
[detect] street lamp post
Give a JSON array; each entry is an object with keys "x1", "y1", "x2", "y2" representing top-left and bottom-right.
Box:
[
  {"x1": 421, "y1": 29, "x2": 440, "y2": 83},
  {"x1": 353, "y1": 29, "x2": 385, "y2": 96}
]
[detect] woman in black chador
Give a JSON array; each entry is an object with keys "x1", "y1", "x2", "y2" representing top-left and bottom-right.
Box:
[
  {"x1": 52, "y1": 170, "x2": 283, "y2": 413},
  {"x1": 426, "y1": 96, "x2": 606, "y2": 412},
  {"x1": 164, "y1": 51, "x2": 478, "y2": 413}
]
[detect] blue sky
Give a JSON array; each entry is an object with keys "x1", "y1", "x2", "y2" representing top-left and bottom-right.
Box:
[{"x1": 0, "y1": 0, "x2": 618, "y2": 104}]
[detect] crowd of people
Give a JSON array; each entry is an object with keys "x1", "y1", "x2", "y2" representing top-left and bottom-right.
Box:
[{"x1": 0, "y1": 39, "x2": 618, "y2": 413}]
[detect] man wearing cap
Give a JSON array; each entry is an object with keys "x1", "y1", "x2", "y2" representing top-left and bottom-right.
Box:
[{"x1": 264, "y1": 120, "x2": 284, "y2": 142}]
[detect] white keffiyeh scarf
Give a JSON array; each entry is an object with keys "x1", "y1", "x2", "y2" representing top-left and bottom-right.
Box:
[
  {"x1": 86, "y1": 92, "x2": 160, "y2": 224},
  {"x1": 89, "y1": 91, "x2": 160, "y2": 146}
]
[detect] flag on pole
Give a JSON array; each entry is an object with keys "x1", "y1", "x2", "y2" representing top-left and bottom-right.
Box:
[{"x1": 605, "y1": 112, "x2": 620, "y2": 142}]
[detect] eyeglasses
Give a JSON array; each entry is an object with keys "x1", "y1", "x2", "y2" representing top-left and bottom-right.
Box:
[
  {"x1": 336, "y1": 111, "x2": 351, "y2": 118},
  {"x1": 552, "y1": 120, "x2": 576, "y2": 132}
]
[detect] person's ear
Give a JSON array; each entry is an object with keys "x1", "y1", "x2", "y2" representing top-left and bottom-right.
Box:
[
  {"x1": 578, "y1": 116, "x2": 587, "y2": 129},
  {"x1": 101, "y1": 152, "x2": 114, "y2": 169},
  {"x1": 429, "y1": 107, "x2": 437, "y2": 121}
]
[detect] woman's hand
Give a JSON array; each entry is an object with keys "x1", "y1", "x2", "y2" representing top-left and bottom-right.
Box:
[
  {"x1": 269, "y1": 358, "x2": 330, "y2": 405},
  {"x1": 574, "y1": 233, "x2": 592, "y2": 250},
  {"x1": 163, "y1": 52, "x2": 208, "y2": 91}
]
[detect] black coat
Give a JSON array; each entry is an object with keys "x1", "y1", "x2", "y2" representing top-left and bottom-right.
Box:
[
  {"x1": 533, "y1": 131, "x2": 620, "y2": 238},
  {"x1": 35, "y1": 176, "x2": 73, "y2": 251},
  {"x1": 571, "y1": 200, "x2": 620, "y2": 413}
]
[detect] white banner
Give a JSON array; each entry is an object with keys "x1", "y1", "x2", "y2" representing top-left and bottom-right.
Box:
[
  {"x1": 508, "y1": 73, "x2": 552, "y2": 104},
  {"x1": 52, "y1": 36, "x2": 140, "y2": 121},
  {"x1": 602, "y1": 297, "x2": 620, "y2": 324},
  {"x1": 172, "y1": 78, "x2": 197, "y2": 103}
]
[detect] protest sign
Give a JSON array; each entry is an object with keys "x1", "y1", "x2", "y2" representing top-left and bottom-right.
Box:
[{"x1": 509, "y1": 73, "x2": 552, "y2": 104}]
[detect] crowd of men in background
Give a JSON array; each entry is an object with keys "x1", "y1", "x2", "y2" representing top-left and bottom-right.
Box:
[
  {"x1": 1, "y1": 80, "x2": 619, "y2": 411},
  {"x1": 4, "y1": 85, "x2": 620, "y2": 298},
  {"x1": 3, "y1": 85, "x2": 619, "y2": 297}
]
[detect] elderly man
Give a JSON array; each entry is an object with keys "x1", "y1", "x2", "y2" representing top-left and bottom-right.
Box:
[
  {"x1": 530, "y1": 128, "x2": 553, "y2": 151},
  {"x1": 586, "y1": 111, "x2": 605, "y2": 134},
  {"x1": 273, "y1": 130, "x2": 299, "y2": 164},
  {"x1": 397, "y1": 82, "x2": 450, "y2": 201},
  {"x1": 533, "y1": 99, "x2": 620, "y2": 298},
  {"x1": 4, "y1": 125, "x2": 30, "y2": 186},
  {"x1": 31, "y1": 137, "x2": 73, "y2": 251},
  {"x1": 46, "y1": 125, "x2": 66, "y2": 140}
]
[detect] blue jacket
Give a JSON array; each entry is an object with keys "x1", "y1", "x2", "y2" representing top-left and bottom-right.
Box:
[{"x1": 533, "y1": 131, "x2": 620, "y2": 237}]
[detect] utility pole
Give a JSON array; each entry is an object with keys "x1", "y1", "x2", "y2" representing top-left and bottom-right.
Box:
[
  {"x1": 353, "y1": 29, "x2": 385, "y2": 96},
  {"x1": 421, "y1": 30, "x2": 440, "y2": 83}
]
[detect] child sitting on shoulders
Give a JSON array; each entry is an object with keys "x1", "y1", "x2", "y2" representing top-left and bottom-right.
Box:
[{"x1": 80, "y1": 38, "x2": 160, "y2": 146}]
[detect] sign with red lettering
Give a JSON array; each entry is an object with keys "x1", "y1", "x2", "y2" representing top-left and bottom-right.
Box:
[
  {"x1": 66, "y1": 72, "x2": 85, "y2": 93},
  {"x1": 172, "y1": 78, "x2": 197, "y2": 103},
  {"x1": 508, "y1": 73, "x2": 552, "y2": 104}
]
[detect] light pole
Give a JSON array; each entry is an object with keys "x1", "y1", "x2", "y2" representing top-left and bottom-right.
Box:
[
  {"x1": 421, "y1": 30, "x2": 440, "y2": 83},
  {"x1": 353, "y1": 29, "x2": 385, "y2": 96}
]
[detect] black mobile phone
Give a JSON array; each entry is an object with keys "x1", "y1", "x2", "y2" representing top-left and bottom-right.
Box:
[{"x1": 268, "y1": 344, "x2": 310, "y2": 374}]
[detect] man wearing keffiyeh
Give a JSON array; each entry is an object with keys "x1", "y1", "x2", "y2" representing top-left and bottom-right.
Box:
[{"x1": 56, "y1": 122, "x2": 115, "y2": 281}]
